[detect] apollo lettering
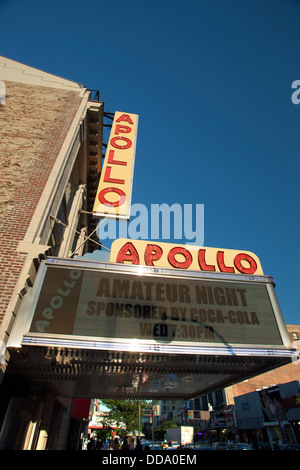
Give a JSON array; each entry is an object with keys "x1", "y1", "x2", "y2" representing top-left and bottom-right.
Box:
[
  {"x1": 116, "y1": 241, "x2": 258, "y2": 275},
  {"x1": 98, "y1": 113, "x2": 134, "y2": 208},
  {"x1": 35, "y1": 270, "x2": 81, "y2": 332}
]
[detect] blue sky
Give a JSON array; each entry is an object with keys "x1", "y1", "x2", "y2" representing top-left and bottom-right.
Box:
[{"x1": 1, "y1": 0, "x2": 299, "y2": 326}]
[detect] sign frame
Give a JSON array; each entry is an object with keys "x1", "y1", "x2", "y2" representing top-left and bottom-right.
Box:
[
  {"x1": 92, "y1": 111, "x2": 138, "y2": 220},
  {"x1": 7, "y1": 257, "x2": 294, "y2": 361},
  {"x1": 109, "y1": 239, "x2": 264, "y2": 276}
]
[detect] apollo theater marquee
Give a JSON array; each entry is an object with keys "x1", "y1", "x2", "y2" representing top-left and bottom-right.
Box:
[{"x1": 7, "y1": 112, "x2": 297, "y2": 400}]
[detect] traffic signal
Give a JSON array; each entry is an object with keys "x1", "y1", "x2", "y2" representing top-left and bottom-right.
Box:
[
  {"x1": 153, "y1": 405, "x2": 160, "y2": 416},
  {"x1": 188, "y1": 410, "x2": 194, "y2": 419}
]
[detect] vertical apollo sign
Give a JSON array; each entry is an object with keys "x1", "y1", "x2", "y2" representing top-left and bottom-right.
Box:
[{"x1": 93, "y1": 111, "x2": 139, "y2": 220}]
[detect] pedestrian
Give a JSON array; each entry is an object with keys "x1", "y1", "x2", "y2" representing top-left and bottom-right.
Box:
[
  {"x1": 95, "y1": 439, "x2": 102, "y2": 450},
  {"x1": 112, "y1": 437, "x2": 120, "y2": 450},
  {"x1": 101, "y1": 439, "x2": 109, "y2": 450},
  {"x1": 135, "y1": 438, "x2": 143, "y2": 450},
  {"x1": 87, "y1": 437, "x2": 95, "y2": 450},
  {"x1": 121, "y1": 438, "x2": 130, "y2": 450},
  {"x1": 129, "y1": 438, "x2": 135, "y2": 449}
]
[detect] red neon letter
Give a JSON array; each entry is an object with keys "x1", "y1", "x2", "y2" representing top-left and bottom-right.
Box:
[
  {"x1": 234, "y1": 253, "x2": 257, "y2": 274},
  {"x1": 115, "y1": 124, "x2": 132, "y2": 135},
  {"x1": 107, "y1": 150, "x2": 127, "y2": 166},
  {"x1": 103, "y1": 166, "x2": 125, "y2": 184},
  {"x1": 110, "y1": 136, "x2": 132, "y2": 149},
  {"x1": 168, "y1": 247, "x2": 192, "y2": 269},
  {"x1": 144, "y1": 244, "x2": 163, "y2": 266},
  {"x1": 115, "y1": 114, "x2": 134, "y2": 125},
  {"x1": 116, "y1": 242, "x2": 139, "y2": 264},
  {"x1": 98, "y1": 187, "x2": 126, "y2": 207},
  {"x1": 217, "y1": 251, "x2": 235, "y2": 273},
  {"x1": 198, "y1": 249, "x2": 216, "y2": 272}
]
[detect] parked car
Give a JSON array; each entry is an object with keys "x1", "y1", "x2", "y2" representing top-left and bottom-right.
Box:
[
  {"x1": 229, "y1": 443, "x2": 253, "y2": 450},
  {"x1": 143, "y1": 444, "x2": 163, "y2": 450},
  {"x1": 166, "y1": 441, "x2": 180, "y2": 449},
  {"x1": 193, "y1": 445, "x2": 216, "y2": 450},
  {"x1": 183, "y1": 443, "x2": 195, "y2": 448},
  {"x1": 278, "y1": 444, "x2": 300, "y2": 450},
  {"x1": 213, "y1": 442, "x2": 230, "y2": 450}
]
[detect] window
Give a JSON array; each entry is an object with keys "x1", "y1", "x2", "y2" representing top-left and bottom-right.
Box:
[
  {"x1": 49, "y1": 195, "x2": 68, "y2": 256},
  {"x1": 0, "y1": 80, "x2": 6, "y2": 105}
]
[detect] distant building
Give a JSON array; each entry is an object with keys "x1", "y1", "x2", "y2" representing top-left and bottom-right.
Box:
[
  {"x1": 225, "y1": 325, "x2": 300, "y2": 404},
  {"x1": 235, "y1": 381, "x2": 300, "y2": 448},
  {"x1": 166, "y1": 326, "x2": 300, "y2": 443}
]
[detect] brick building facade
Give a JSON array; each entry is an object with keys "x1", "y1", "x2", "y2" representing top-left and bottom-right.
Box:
[
  {"x1": 225, "y1": 325, "x2": 300, "y2": 404},
  {"x1": 0, "y1": 81, "x2": 83, "y2": 325},
  {"x1": 0, "y1": 56, "x2": 104, "y2": 449}
]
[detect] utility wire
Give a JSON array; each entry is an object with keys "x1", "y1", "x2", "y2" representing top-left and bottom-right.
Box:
[
  {"x1": 69, "y1": 217, "x2": 109, "y2": 258},
  {"x1": 50, "y1": 215, "x2": 111, "y2": 257}
]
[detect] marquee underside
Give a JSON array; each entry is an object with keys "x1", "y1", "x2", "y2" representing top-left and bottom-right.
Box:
[{"x1": 6, "y1": 345, "x2": 292, "y2": 400}]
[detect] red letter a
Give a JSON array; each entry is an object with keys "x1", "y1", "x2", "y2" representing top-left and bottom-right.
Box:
[
  {"x1": 116, "y1": 242, "x2": 139, "y2": 264},
  {"x1": 115, "y1": 114, "x2": 134, "y2": 125}
]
